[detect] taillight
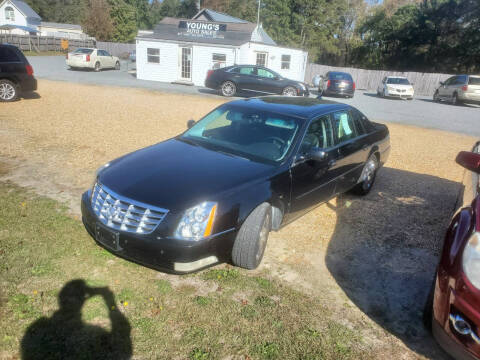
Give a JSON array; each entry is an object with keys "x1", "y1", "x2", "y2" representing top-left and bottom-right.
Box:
[
  {"x1": 206, "y1": 69, "x2": 214, "y2": 79},
  {"x1": 25, "y1": 64, "x2": 33, "y2": 76},
  {"x1": 327, "y1": 80, "x2": 331, "y2": 87},
  {"x1": 86, "y1": 54, "x2": 90, "y2": 62},
  {"x1": 462, "y1": 85, "x2": 468, "y2": 91},
  {"x1": 353, "y1": 82, "x2": 356, "y2": 90}
]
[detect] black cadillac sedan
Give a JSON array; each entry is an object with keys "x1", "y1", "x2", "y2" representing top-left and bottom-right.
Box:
[
  {"x1": 205, "y1": 65, "x2": 309, "y2": 97},
  {"x1": 81, "y1": 97, "x2": 390, "y2": 273}
]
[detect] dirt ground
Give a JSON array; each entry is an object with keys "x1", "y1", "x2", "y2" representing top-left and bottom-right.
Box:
[{"x1": 1, "y1": 80, "x2": 477, "y2": 359}]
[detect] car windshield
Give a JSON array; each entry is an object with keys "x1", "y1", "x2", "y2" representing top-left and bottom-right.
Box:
[
  {"x1": 330, "y1": 73, "x2": 352, "y2": 81},
  {"x1": 73, "y1": 48, "x2": 93, "y2": 54},
  {"x1": 469, "y1": 77, "x2": 480, "y2": 85},
  {"x1": 387, "y1": 78, "x2": 410, "y2": 85},
  {"x1": 181, "y1": 105, "x2": 301, "y2": 163}
]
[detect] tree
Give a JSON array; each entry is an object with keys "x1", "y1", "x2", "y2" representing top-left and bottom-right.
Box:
[
  {"x1": 108, "y1": 0, "x2": 138, "y2": 42},
  {"x1": 83, "y1": 0, "x2": 114, "y2": 40}
]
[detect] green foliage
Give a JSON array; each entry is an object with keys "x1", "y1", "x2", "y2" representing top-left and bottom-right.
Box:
[
  {"x1": 189, "y1": 348, "x2": 210, "y2": 360},
  {"x1": 202, "y1": 268, "x2": 239, "y2": 281}
]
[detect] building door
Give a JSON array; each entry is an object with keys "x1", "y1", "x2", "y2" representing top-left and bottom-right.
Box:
[{"x1": 179, "y1": 47, "x2": 192, "y2": 81}]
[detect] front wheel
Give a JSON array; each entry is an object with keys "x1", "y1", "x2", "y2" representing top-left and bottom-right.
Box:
[
  {"x1": 94, "y1": 62, "x2": 101, "y2": 72},
  {"x1": 115, "y1": 61, "x2": 120, "y2": 70},
  {"x1": 232, "y1": 203, "x2": 271, "y2": 270},
  {"x1": 351, "y1": 154, "x2": 378, "y2": 195},
  {"x1": 282, "y1": 86, "x2": 297, "y2": 96},
  {"x1": 0, "y1": 79, "x2": 18, "y2": 102},
  {"x1": 433, "y1": 91, "x2": 439, "y2": 102},
  {"x1": 220, "y1": 81, "x2": 236, "y2": 97}
]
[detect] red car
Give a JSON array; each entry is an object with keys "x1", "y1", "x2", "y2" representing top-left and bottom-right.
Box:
[{"x1": 426, "y1": 142, "x2": 480, "y2": 359}]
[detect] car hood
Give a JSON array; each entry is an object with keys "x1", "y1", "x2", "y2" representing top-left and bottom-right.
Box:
[{"x1": 97, "y1": 138, "x2": 275, "y2": 213}]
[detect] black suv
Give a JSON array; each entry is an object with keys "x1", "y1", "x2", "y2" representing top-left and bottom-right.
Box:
[
  {"x1": 0, "y1": 44, "x2": 37, "y2": 102},
  {"x1": 318, "y1": 71, "x2": 355, "y2": 98},
  {"x1": 205, "y1": 65, "x2": 309, "y2": 97}
]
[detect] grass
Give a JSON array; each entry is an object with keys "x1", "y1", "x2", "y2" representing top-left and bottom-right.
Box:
[{"x1": 0, "y1": 182, "x2": 374, "y2": 359}]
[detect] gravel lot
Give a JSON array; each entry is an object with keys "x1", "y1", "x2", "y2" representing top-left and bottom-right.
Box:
[
  {"x1": 28, "y1": 56, "x2": 480, "y2": 137},
  {"x1": 1, "y1": 79, "x2": 478, "y2": 359}
]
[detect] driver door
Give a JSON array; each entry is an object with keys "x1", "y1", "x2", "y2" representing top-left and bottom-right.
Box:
[{"x1": 288, "y1": 114, "x2": 340, "y2": 220}]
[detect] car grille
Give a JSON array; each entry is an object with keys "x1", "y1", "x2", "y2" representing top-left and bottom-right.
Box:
[{"x1": 91, "y1": 182, "x2": 168, "y2": 234}]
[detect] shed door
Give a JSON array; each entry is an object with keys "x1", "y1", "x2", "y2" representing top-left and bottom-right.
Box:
[{"x1": 179, "y1": 47, "x2": 192, "y2": 81}]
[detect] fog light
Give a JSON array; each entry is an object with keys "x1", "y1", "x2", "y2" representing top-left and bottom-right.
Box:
[
  {"x1": 450, "y1": 314, "x2": 471, "y2": 335},
  {"x1": 174, "y1": 256, "x2": 218, "y2": 272}
]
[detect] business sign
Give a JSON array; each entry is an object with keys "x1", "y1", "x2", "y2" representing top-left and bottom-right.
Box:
[{"x1": 178, "y1": 21, "x2": 227, "y2": 39}]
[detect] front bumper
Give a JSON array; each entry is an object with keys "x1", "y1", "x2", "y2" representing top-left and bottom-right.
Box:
[
  {"x1": 433, "y1": 319, "x2": 479, "y2": 360},
  {"x1": 81, "y1": 191, "x2": 236, "y2": 273},
  {"x1": 385, "y1": 90, "x2": 413, "y2": 99}
]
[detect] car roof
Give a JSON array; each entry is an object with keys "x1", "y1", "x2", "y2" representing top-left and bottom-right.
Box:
[
  {"x1": 329, "y1": 71, "x2": 351, "y2": 76},
  {"x1": 225, "y1": 96, "x2": 350, "y2": 120}
]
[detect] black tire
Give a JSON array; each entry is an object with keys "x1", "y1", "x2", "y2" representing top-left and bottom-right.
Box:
[
  {"x1": 94, "y1": 62, "x2": 101, "y2": 72},
  {"x1": 0, "y1": 79, "x2": 18, "y2": 102},
  {"x1": 232, "y1": 203, "x2": 271, "y2": 270},
  {"x1": 433, "y1": 91, "x2": 439, "y2": 102},
  {"x1": 452, "y1": 92, "x2": 461, "y2": 106},
  {"x1": 423, "y1": 276, "x2": 436, "y2": 331},
  {"x1": 220, "y1": 81, "x2": 236, "y2": 97},
  {"x1": 282, "y1": 86, "x2": 297, "y2": 96},
  {"x1": 351, "y1": 154, "x2": 378, "y2": 195},
  {"x1": 115, "y1": 61, "x2": 120, "y2": 70}
]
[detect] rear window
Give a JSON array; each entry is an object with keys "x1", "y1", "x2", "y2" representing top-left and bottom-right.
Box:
[
  {"x1": 386, "y1": 78, "x2": 410, "y2": 85},
  {"x1": 329, "y1": 73, "x2": 352, "y2": 81},
  {"x1": 469, "y1": 77, "x2": 480, "y2": 85},
  {"x1": 73, "y1": 48, "x2": 94, "y2": 54},
  {"x1": 0, "y1": 47, "x2": 20, "y2": 62}
]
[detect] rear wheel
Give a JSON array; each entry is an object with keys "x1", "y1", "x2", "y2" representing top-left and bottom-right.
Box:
[
  {"x1": 94, "y1": 62, "x2": 101, "y2": 72},
  {"x1": 433, "y1": 90, "x2": 440, "y2": 102},
  {"x1": 232, "y1": 203, "x2": 271, "y2": 270},
  {"x1": 452, "y1": 92, "x2": 461, "y2": 105},
  {"x1": 115, "y1": 61, "x2": 120, "y2": 70},
  {"x1": 351, "y1": 154, "x2": 378, "y2": 195},
  {"x1": 220, "y1": 81, "x2": 236, "y2": 97},
  {"x1": 282, "y1": 86, "x2": 297, "y2": 96},
  {"x1": 0, "y1": 79, "x2": 18, "y2": 102}
]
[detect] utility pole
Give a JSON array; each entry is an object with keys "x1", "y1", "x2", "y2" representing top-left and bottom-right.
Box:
[{"x1": 257, "y1": 0, "x2": 261, "y2": 25}]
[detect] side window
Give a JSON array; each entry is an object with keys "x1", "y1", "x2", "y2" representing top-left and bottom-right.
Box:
[
  {"x1": 281, "y1": 55, "x2": 290, "y2": 69},
  {"x1": 300, "y1": 115, "x2": 334, "y2": 153},
  {"x1": 0, "y1": 47, "x2": 20, "y2": 62},
  {"x1": 332, "y1": 111, "x2": 358, "y2": 144},
  {"x1": 350, "y1": 109, "x2": 368, "y2": 135},
  {"x1": 5, "y1": 6, "x2": 14, "y2": 21},
  {"x1": 104, "y1": 50, "x2": 111, "y2": 57},
  {"x1": 456, "y1": 75, "x2": 467, "y2": 85},
  {"x1": 257, "y1": 68, "x2": 276, "y2": 78},
  {"x1": 147, "y1": 48, "x2": 160, "y2": 63},
  {"x1": 239, "y1": 67, "x2": 255, "y2": 75},
  {"x1": 445, "y1": 76, "x2": 456, "y2": 86}
]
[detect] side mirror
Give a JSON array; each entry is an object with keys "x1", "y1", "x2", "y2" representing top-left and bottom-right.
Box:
[
  {"x1": 456, "y1": 151, "x2": 480, "y2": 174},
  {"x1": 187, "y1": 119, "x2": 196, "y2": 129},
  {"x1": 307, "y1": 148, "x2": 327, "y2": 162},
  {"x1": 439, "y1": 81, "x2": 445, "y2": 86}
]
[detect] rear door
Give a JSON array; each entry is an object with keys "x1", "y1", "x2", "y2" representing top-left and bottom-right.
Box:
[
  {"x1": 330, "y1": 109, "x2": 365, "y2": 194},
  {"x1": 230, "y1": 66, "x2": 257, "y2": 92},
  {"x1": 96, "y1": 50, "x2": 108, "y2": 68},
  {"x1": 254, "y1": 67, "x2": 281, "y2": 94}
]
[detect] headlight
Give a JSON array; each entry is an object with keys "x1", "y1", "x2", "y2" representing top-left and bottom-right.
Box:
[
  {"x1": 387, "y1": 86, "x2": 394, "y2": 91},
  {"x1": 463, "y1": 232, "x2": 480, "y2": 289},
  {"x1": 175, "y1": 202, "x2": 217, "y2": 241}
]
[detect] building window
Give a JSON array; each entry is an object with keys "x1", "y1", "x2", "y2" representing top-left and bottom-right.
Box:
[
  {"x1": 212, "y1": 53, "x2": 226, "y2": 69},
  {"x1": 281, "y1": 55, "x2": 291, "y2": 69},
  {"x1": 5, "y1": 6, "x2": 14, "y2": 21},
  {"x1": 256, "y1": 52, "x2": 267, "y2": 67},
  {"x1": 147, "y1": 48, "x2": 160, "y2": 63}
]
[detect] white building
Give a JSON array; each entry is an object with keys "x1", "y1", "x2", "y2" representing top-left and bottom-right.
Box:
[
  {"x1": 136, "y1": 9, "x2": 308, "y2": 86},
  {"x1": 0, "y1": 0, "x2": 87, "y2": 39}
]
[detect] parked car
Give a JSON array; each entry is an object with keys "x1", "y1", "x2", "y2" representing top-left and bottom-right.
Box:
[
  {"x1": 377, "y1": 76, "x2": 414, "y2": 100},
  {"x1": 318, "y1": 71, "x2": 355, "y2": 98},
  {"x1": 129, "y1": 50, "x2": 136, "y2": 63},
  {"x1": 66, "y1": 48, "x2": 120, "y2": 71},
  {"x1": 433, "y1": 75, "x2": 480, "y2": 106},
  {"x1": 425, "y1": 142, "x2": 480, "y2": 360},
  {"x1": 0, "y1": 44, "x2": 37, "y2": 102},
  {"x1": 204, "y1": 65, "x2": 309, "y2": 97},
  {"x1": 81, "y1": 97, "x2": 390, "y2": 273}
]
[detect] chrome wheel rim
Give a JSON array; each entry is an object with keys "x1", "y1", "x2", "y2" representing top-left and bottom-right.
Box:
[
  {"x1": 0, "y1": 83, "x2": 15, "y2": 100},
  {"x1": 363, "y1": 158, "x2": 377, "y2": 189},
  {"x1": 222, "y1": 82, "x2": 235, "y2": 96},
  {"x1": 116, "y1": 62, "x2": 120, "y2": 69},
  {"x1": 95, "y1": 63, "x2": 100, "y2": 71},
  {"x1": 256, "y1": 213, "x2": 270, "y2": 261},
  {"x1": 452, "y1": 95, "x2": 457, "y2": 105},
  {"x1": 283, "y1": 87, "x2": 296, "y2": 96}
]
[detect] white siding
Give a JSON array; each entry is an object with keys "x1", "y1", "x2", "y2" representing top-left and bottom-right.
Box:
[
  {"x1": 239, "y1": 43, "x2": 307, "y2": 82},
  {"x1": 190, "y1": 45, "x2": 236, "y2": 86},
  {"x1": 0, "y1": 0, "x2": 27, "y2": 27}
]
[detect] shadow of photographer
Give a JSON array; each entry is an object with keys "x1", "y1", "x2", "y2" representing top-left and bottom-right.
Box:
[{"x1": 21, "y1": 279, "x2": 132, "y2": 360}]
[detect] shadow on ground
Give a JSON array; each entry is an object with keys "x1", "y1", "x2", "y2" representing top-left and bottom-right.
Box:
[
  {"x1": 325, "y1": 167, "x2": 460, "y2": 359},
  {"x1": 21, "y1": 92, "x2": 41, "y2": 100},
  {"x1": 21, "y1": 279, "x2": 132, "y2": 360}
]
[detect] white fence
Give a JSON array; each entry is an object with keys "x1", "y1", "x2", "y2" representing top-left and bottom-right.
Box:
[{"x1": 306, "y1": 63, "x2": 452, "y2": 96}]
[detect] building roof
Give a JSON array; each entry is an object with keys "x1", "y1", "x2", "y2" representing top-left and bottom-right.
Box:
[
  {"x1": 192, "y1": 8, "x2": 248, "y2": 24},
  {"x1": 40, "y1": 22, "x2": 82, "y2": 30},
  {"x1": 139, "y1": 17, "x2": 277, "y2": 47},
  {"x1": 9, "y1": 0, "x2": 40, "y2": 20}
]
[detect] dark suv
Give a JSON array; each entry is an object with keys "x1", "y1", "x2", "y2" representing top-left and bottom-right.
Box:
[
  {"x1": 318, "y1": 71, "x2": 355, "y2": 98},
  {"x1": 0, "y1": 44, "x2": 37, "y2": 102}
]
